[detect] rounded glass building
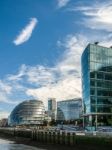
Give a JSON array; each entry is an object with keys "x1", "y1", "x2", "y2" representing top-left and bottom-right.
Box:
[{"x1": 8, "y1": 100, "x2": 45, "y2": 126}]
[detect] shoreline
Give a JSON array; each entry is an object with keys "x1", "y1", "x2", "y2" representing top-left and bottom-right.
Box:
[{"x1": 0, "y1": 133, "x2": 112, "y2": 150}]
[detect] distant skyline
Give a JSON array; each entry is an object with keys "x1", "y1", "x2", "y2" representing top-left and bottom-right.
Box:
[{"x1": 0, "y1": 0, "x2": 112, "y2": 119}]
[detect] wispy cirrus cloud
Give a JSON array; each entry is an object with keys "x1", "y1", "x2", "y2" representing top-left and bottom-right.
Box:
[
  {"x1": 57, "y1": 0, "x2": 70, "y2": 8},
  {"x1": 0, "y1": 80, "x2": 20, "y2": 105},
  {"x1": 73, "y1": 2, "x2": 112, "y2": 32},
  {"x1": 13, "y1": 18, "x2": 38, "y2": 45}
]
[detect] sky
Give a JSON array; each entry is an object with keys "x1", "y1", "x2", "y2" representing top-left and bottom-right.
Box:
[{"x1": 1, "y1": 0, "x2": 112, "y2": 119}]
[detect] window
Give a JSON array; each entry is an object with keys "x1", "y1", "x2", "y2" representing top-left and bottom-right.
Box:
[
  {"x1": 105, "y1": 73, "x2": 112, "y2": 80},
  {"x1": 90, "y1": 80, "x2": 95, "y2": 86},
  {"x1": 90, "y1": 89, "x2": 95, "y2": 95},
  {"x1": 97, "y1": 72, "x2": 104, "y2": 79},
  {"x1": 91, "y1": 105, "x2": 96, "y2": 112},
  {"x1": 91, "y1": 96, "x2": 96, "y2": 104},
  {"x1": 90, "y1": 72, "x2": 95, "y2": 78}
]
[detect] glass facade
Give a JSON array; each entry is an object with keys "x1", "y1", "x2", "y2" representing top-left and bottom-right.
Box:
[
  {"x1": 48, "y1": 98, "x2": 56, "y2": 111},
  {"x1": 8, "y1": 100, "x2": 45, "y2": 126},
  {"x1": 81, "y1": 44, "x2": 112, "y2": 127},
  {"x1": 48, "y1": 98, "x2": 56, "y2": 120},
  {"x1": 57, "y1": 99, "x2": 82, "y2": 121}
]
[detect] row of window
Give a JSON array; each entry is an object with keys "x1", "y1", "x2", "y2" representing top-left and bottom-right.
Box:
[
  {"x1": 84, "y1": 105, "x2": 112, "y2": 113},
  {"x1": 90, "y1": 72, "x2": 112, "y2": 80},
  {"x1": 90, "y1": 62, "x2": 112, "y2": 72},
  {"x1": 90, "y1": 89, "x2": 112, "y2": 96},
  {"x1": 89, "y1": 45, "x2": 112, "y2": 56},
  {"x1": 90, "y1": 80, "x2": 112, "y2": 89},
  {"x1": 91, "y1": 96, "x2": 112, "y2": 104},
  {"x1": 91, "y1": 105, "x2": 112, "y2": 113},
  {"x1": 90, "y1": 53, "x2": 112, "y2": 64}
]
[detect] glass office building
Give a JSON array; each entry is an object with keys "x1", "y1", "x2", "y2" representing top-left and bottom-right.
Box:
[
  {"x1": 57, "y1": 99, "x2": 82, "y2": 121},
  {"x1": 8, "y1": 100, "x2": 45, "y2": 126},
  {"x1": 81, "y1": 43, "x2": 112, "y2": 128},
  {"x1": 48, "y1": 98, "x2": 56, "y2": 120}
]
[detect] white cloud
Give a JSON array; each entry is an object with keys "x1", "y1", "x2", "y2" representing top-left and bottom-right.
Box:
[
  {"x1": 73, "y1": 2, "x2": 112, "y2": 31},
  {"x1": 26, "y1": 66, "x2": 56, "y2": 86},
  {"x1": 0, "y1": 80, "x2": 12, "y2": 94},
  {"x1": 2, "y1": 32, "x2": 112, "y2": 108},
  {"x1": 100, "y1": 33, "x2": 112, "y2": 47},
  {"x1": 0, "y1": 92, "x2": 18, "y2": 104},
  {"x1": 23, "y1": 34, "x2": 88, "y2": 106},
  {"x1": 26, "y1": 76, "x2": 81, "y2": 107},
  {"x1": 57, "y1": 35, "x2": 88, "y2": 76},
  {"x1": 0, "y1": 111, "x2": 9, "y2": 119},
  {"x1": 7, "y1": 64, "x2": 27, "y2": 81},
  {"x1": 57, "y1": 0, "x2": 70, "y2": 8},
  {"x1": 2, "y1": 34, "x2": 88, "y2": 107},
  {"x1": 0, "y1": 80, "x2": 20, "y2": 104},
  {"x1": 13, "y1": 18, "x2": 38, "y2": 45}
]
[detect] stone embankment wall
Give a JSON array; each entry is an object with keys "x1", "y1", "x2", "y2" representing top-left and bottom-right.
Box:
[{"x1": 0, "y1": 128, "x2": 112, "y2": 146}]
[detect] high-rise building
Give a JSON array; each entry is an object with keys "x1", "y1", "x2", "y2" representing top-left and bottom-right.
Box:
[
  {"x1": 81, "y1": 43, "x2": 112, "y2": 128},
  {"x1": 48, "y1": 98, "x2": 56, "y2": 120},
  {"x1": 57, "y1": 98, "x2": 82, "y2": 121}
]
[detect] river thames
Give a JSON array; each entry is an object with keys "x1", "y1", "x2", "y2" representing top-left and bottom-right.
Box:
[{"x1": 0, "y1": 138, "x2": 45, "y2": 150}]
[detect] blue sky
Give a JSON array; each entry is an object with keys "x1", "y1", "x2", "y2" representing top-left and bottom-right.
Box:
[{"x1": 0, "y1": 0, "x2": 112, "y2": 118}]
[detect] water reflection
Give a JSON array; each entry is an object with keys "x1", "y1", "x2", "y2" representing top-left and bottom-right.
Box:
[{"x1": 0, "y1": 139, "x2": 45, "y2": 150}]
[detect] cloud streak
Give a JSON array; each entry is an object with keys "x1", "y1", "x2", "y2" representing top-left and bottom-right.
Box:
[
  {"x1": 69, "y1": 1, "x2": 112, "y2": 32},
  {"x1": 57, "y1": 0, "x2": 70, "y2": 8},
  {"x1": 13, "y1": 18, "x2": 38, "y2": 45}
]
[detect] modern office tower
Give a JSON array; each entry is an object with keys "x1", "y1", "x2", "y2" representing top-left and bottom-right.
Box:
[
  {"x1": 81, "y1": 43, "x2": 112, "y2": 128},
  {"x1": 8, "y1": 100, "x2": 45, "y2": 126},
  {"x1": 48, "y1": 98, "x2": 56, "y2": 120},
  {"x1": 57, "y1": 98, "x2": 82, "y2": 121}
]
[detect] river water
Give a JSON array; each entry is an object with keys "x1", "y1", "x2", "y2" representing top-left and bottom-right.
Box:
[{"x1": 0, "y1": 138, "x2": 45, "y2": 150}]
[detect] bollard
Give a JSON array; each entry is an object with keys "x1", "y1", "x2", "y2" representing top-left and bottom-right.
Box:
[
  {"x1": 62, "y1": 132, "x2": 65, "y2": 144},
  {"x1": 70, "y1": 133, "x2": 74, "y2": 146},
  {"x1": 49, "y1": 132, "x2": 52, "y2": 143},
  {"x1": 45, "y1": 132, "x2": 48, "y2": 142},
  {"x1": 41, "y1": 131, "x2": 44, "y2": 141},
  {"x1": 47, "y1": 132, "x2": 50, "y2": 143},
  {"x1": 38, "y1": 131, "x2": 41, "y2": 141},
  {"x1": 50, "y1": 132, "x2": 53, "y2": 143},
  {"x1": 51, "y1": 132, "x2": 55, "y2": 144},
  {"x1": 55, "y1": 132, "x2": 58, "y2": 144},
  {"x1": 67, "y1": 132, "x2": 70, "y2": 145},
  {"x1": 57, "y1": 132, "x2": 60, "y2": 144},
  {"x1": 31, "y1": 130, "x2": 34, "y2": 140},
  {"x1": 73, "y1": 133, "x2": 76, "y2": 145},
  {"x1": 33, "y1": 129, "x2": 36, "y2": 140},
  {"x1": 43, "y1": 131, "x2": 45, "y2": 142},
  {"x1": 65, "y1": 132, "x2": 68, "y2": 145},
  {"x1": 36, "y1": 130, "x2": 39, "y2": 141},
  {"x1": 53, "y1": 132, "x2": 55, "y2": 144},
  {"x1": 39, "y1": 131, "x2": 42, "y2": 141},
  {"x1": 60, "y1": 131, "x2": 63, "y2": 144},
  {"x1": 45, "y1": 132, "x2": 47, "y2": 142}
]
